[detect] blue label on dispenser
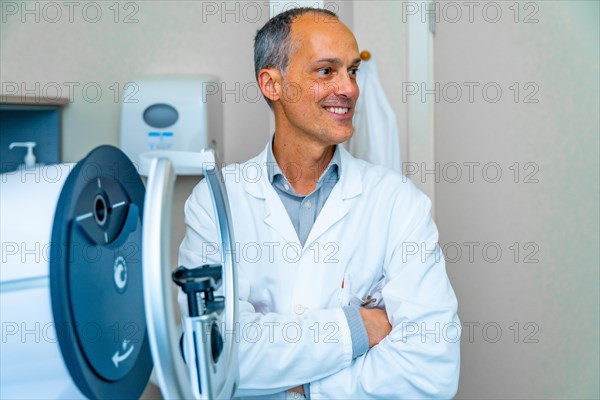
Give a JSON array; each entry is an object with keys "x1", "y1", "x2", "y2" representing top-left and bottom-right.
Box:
[{"x1": 147, "y1": 131, "x2": 174, "y2": 150}]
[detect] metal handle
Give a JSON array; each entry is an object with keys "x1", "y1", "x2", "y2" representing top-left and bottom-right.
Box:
[
  {"x1": 143, "y1": 157, "x2": 193, "y2": 399},
  {"x1": 202, "y1": 159, "x2": 239, "y2": 399},
  {"x1": 142, "y1": 151, "x2": 238, "y2": 399}
]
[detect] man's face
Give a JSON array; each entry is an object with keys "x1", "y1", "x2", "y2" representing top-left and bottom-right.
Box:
[{"x1": 275, "y1": 14, "x2": 361, "y2": 146}]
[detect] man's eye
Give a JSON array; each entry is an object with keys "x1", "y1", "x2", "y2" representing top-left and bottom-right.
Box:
[
  {"x1": 318, "y1": 68, "x2": 331, "y2": 75},
  {"x1": 349, "y1": 67, "x2": 360, "y2": 76}
]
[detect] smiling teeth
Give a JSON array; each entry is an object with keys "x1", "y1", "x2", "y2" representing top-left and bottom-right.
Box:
[{"x1": 325, "y1": 107, "x2": 349, "y2": 115}]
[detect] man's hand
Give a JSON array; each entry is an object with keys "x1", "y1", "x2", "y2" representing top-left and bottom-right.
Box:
[{"x1": 360, "y1": 308, "x2": 392, "y2": 348}]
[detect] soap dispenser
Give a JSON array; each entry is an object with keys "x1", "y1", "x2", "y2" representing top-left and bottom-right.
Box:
[{"x1": 9, "y1": 142, "x2": 37, "y2": 169}]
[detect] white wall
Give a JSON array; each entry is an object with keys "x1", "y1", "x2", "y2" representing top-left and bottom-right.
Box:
[
  {"x1": 434, "y1": 1, "x2": 599, "y2": 398},
  {"x1": 1, "y1": 0, "x2": 407, "y2": 164},
  {"x1": 1, "y1": 0, "x2": 271, "y2": 164}
]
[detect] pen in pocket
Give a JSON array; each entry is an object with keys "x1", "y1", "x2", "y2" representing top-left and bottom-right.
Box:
[{"x1": 339, "y1": 272, "x2": 351, "y2": 306}]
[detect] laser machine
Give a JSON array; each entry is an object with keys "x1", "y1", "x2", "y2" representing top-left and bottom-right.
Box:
[{"x1": 1, "y1": 76, "x2": 237, "y2": 399}]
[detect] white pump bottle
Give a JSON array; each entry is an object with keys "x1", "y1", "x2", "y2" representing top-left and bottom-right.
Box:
[{"x1": 8, "y1": 142, "x2": 37, "y2": 169}]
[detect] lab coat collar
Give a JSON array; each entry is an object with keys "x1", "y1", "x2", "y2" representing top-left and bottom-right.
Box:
[
  {"x1": 244, "y1": 141, "x2": 362, "y2": 201},
  {"x1": 243, "y1": 142, "x2": 362, "y2": 248},
  {"x1": 266, "y1": 137, "x2": 342, "y2": 186}
]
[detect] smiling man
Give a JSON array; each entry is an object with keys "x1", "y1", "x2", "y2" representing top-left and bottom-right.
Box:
[
  {"x1": 179, "y1": 7, "x2": 460, "y2": 399},
  {"x1": 257, "y1": 9, "x2": 359, "y2": 196}
]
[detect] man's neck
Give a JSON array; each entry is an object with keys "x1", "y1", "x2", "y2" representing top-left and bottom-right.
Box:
[{"x1": 272, "y1": 133, "x2": 335, "y2": 196}]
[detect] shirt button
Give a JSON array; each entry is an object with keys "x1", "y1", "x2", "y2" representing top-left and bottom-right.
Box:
[
  {"x1": 294, "y1": 304, "x2": 305, "y2": 315},
  {"x1": 304, "y1": 200, "x2": 312, "y2": 209},
  {"x1": 284, "y1": 183, "x2": 290, "y2": 191}
]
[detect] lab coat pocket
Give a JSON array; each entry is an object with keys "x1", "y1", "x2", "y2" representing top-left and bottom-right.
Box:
[{"x1": 338, "y1": 273, "x2": 351, "y2": 306}]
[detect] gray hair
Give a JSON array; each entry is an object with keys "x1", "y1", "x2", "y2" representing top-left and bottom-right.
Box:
[{"x1": 254, "y1": 7, "x2": 339, "y2": 108}]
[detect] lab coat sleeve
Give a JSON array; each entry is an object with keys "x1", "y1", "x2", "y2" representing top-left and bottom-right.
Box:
[
  {"x1": 309, "y1": 187, "x2": 461, "y2": 399},
  {"x1": 178, "y1": 180, "x2": 354, "y2": 397}
]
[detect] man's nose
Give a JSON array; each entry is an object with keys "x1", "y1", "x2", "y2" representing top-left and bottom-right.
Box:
[{"x1": 334, "y1": 71, "x2": 359, "y2": 99}]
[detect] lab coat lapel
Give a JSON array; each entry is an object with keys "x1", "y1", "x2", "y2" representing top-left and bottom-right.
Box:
[
  {"x1": 303, "y1": 146, "x2": 362, "y2": 250},
  {"x1": 243, "y1": 145, "x2": 300, "y2": 246},
  {"x1": 263, "y1": 188, "x2": 300, "y2": 245}
]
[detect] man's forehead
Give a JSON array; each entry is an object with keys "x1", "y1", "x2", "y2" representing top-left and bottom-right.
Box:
[
  {"x1": 290, "y1": 14, "x2": 358, "y2": 57},
  {"x1": 291, "y1": 11, "x2": 340, "y2": 27}
]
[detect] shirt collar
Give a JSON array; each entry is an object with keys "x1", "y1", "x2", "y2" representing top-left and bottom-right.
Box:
[{"x1": 266, "y1": 137, "x2": 342, "y2": 184}]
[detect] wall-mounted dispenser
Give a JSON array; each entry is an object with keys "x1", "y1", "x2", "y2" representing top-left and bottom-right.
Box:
[{"x1": 120, "y1": 77, "x2": 223, "y2": 169}]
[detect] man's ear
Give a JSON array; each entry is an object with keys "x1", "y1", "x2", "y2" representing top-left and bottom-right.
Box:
[{"x1": 258, "y1": 68, "x2": 282, "y2": 103}]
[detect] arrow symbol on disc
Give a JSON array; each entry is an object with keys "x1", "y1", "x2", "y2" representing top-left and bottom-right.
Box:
[{"x1": 112, "y1": 342, "x2": 134, "y2": 368}]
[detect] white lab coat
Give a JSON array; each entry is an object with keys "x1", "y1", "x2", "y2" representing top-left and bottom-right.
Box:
[
  {"x1": 179, "y1": 144, "x2": 460, "y2": 399},
  {"x1": 349, "y1": 59, "x2": 402, "y2": 172}
]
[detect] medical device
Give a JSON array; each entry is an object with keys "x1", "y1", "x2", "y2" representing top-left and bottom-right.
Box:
[
  {"x1": 142, "y1": 150, "x2": 239, "y2": 399},
  {"x1": 0, "y1": 146, "x2": 238, "y2": 399}
]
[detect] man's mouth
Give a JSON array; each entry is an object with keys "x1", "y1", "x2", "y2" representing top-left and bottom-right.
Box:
[{"x1": 323, "y1": 106, "x2": 351, "y2": 116}]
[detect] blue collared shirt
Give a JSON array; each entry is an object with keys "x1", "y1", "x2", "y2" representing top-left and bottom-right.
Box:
[{"x1": 266, "y1": 140, "x2": 341, "y2": 247}]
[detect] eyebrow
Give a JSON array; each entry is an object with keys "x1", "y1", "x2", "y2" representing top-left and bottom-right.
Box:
[{"x1": 312, "y1": 57, "x2": 362, "y2": 66}]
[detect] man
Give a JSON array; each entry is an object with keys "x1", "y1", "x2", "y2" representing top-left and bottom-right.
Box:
[{"x1": 179, "y1": 7, "x2": 460, "y2": 399}]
